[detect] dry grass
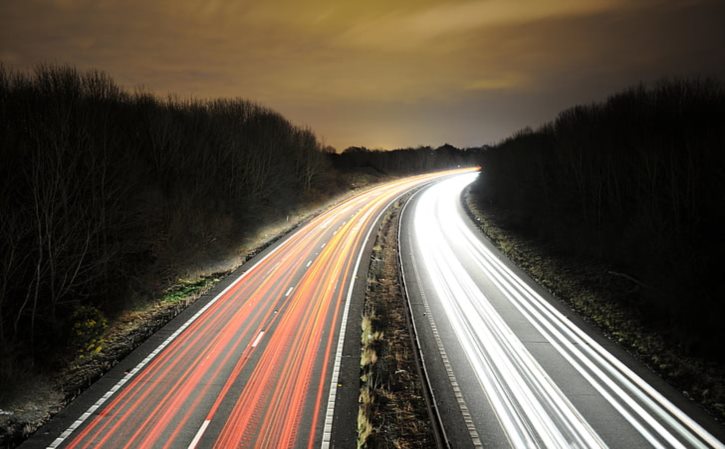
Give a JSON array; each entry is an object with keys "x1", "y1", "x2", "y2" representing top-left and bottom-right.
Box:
[{"x1": 357, "y1": 198, "x2": 435, "y2": 449}]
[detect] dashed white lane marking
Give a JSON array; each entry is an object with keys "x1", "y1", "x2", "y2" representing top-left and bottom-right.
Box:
[
  {"x1": 320, "y1": 242, "x2": 326, "y2": 249},
  {"x1": 251, "y1": 331, "x2": 265, "y2": 348},
  {"x1": 411, "y1": 244, "x2": 483, "y2": 448},
  {"x1": 285, "y1": 287, "x2": 294, "y2": 297},
  {"x1": 187, "y1": 419, "x2": 210, "y2": 449},
  {"x1": 321, "y1": 190, "x2": 413, "y2": 449},
  {"x1": 47, "y1": 233, "x2": 289, "y2": 449},
  {"x1": 306, "y1": 260, "x2": 312, "y2": 268}
]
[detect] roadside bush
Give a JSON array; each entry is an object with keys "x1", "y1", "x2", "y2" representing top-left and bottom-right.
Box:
[{"x1": 69, "y1": 305, "x2": 108, "y2": 352}]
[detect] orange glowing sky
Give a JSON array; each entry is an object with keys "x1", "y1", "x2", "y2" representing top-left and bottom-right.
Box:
[{"x1": 2, "y1": 0, "x2": 724, "y2": 150}]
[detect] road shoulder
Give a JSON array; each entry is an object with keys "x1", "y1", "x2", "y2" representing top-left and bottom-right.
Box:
[{"x1": 461, "y1": 184, "x2": 725, "y2": 440}]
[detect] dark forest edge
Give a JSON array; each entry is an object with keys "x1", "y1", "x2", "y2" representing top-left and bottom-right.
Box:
[
  {"x1": 4, "y1": 62, "x2": 723, "y2": 444},
  {"x1": 469, "y1": 79, "x2": 725, "y2": 417},
  {"x1": 0, "y1": 63, "x2": 480, "y2": 400}
]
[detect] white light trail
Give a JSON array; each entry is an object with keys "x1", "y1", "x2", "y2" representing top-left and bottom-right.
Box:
[{"x1": 410, "y1": 173, "x2": 724, "y2": 449}]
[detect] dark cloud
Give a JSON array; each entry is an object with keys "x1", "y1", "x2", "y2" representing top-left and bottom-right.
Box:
[{"x1": 2, "y1": 0, "x2": 723, "y2": 149}]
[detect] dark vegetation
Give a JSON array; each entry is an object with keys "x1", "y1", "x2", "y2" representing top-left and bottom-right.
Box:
[
  {"x1": 0, "y1": 63, "x2": 478, "y2": 397},
  {"x1": 0, "y1": 63, "x2": 328, "y2": 386},
  {"x1": 358, "y1": 197, "x2": 434, "y2": 449},
  {"x1": 464, "y1": 194, "x2": 725, "y2": 421},
  {"x1": 470, "y1": 79, "x2": 725, "y2": 362},
  {"x1": 333, "y1": 143, "x2": 476, "y2": 176}
]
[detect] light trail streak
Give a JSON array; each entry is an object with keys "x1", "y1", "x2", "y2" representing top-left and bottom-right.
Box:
[
  {"x1": 47, "y1": 168, "x2": 475, "y2": 449},
  {"x1": 408, "y1": 173, "x2": 724, "y2": 449}
]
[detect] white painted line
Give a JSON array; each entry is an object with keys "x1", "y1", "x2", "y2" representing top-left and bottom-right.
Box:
[
  {"x1": 187, "y1": 419, "x2": 210, "y2": 449},
  {"x1": 251, "y1": 331, "x2": 265, "y2": 348},
  {"x1": 407, "y1": 229, "x2": 482, "y2": 448},
  {"x1": 414, "y1": 174, "x2": 725, "y2": 449},
  {"x1": 285, "y1": 287, "x2": 294, "y2": 297},
  {"x1": 320, "y1": 242, "x2": 326, "y2": 249},
  {"x1": 416, "y1": 176, "x2": 603, "y2": 448},
  {"x1": 473, "y1": 237, "x2": 718, "y2": 448},
  {"x1": 306, "y1": 260, "x2": 312, "y2": 268},
  {"x1": 320, "y1": 190, "x2": 412, "y2": 449},
  {"x1": 47, "y1": 232, "x2": 291, "y2": 448}
]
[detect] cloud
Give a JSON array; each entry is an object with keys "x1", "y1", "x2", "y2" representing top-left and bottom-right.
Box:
[
  {"x1": 338, "y1": 0, "x2": 632, "y2": 51},
  {"x1": 465, "y1": 74, "x2": 527, "y2": 91},
  {"x1": 2, "y1": 0, "x2": 724, "y2": 150}
]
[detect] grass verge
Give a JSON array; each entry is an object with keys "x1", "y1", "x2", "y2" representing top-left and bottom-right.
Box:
[
  {"x1": 0, "y1": 177, "x2": 391, "y2": 449},
  {"x1": 357, "y1": 196, "x2": 435, "y2": 449}
]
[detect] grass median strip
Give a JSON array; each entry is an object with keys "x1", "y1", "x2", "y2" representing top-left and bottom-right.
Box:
[{"x1": 357, "y1": 197, "x2": 434, "y2": 449}]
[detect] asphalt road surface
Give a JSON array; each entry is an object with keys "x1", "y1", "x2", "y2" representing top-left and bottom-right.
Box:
[
  {"x1": 400, "y1": 172, "x2": 725, "y2": 449},
  {"x1": 21, "y1": 168, "x2": 472, "y2": 449}
]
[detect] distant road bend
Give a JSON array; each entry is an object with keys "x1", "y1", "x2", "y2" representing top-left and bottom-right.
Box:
[
  {"x1": 22, "y1": 168, "x2": 473, "y2": 449},
  {"x1": 400, "y1": 173, "x2": 725, "y2": 449}
]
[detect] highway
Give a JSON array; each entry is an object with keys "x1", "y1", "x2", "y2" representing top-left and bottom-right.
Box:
[
  {"x1": 21, "y1": 169, "x2": 472, "y2": 449},
  {"x1": 399, "y1": 172, "x2": 725, "y2": 449}
]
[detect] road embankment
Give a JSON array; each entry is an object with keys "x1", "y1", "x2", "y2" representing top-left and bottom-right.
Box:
[{"x1": 0, "y1": 179, "x2": 385, "y2": 449}]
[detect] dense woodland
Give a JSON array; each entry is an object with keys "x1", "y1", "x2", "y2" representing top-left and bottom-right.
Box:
[
  {"x1": 470, "y1": 79, "x2": 725, "y2": 359},
  {"x1": 0, "y1": 64, "x2": 477, "y2": 384},
  {"x1": 11, "y1": 63, "x2": 721, "y2": 393},
  {"x1": 332, "y1": 143, "x2": 476, "y2": 175}
]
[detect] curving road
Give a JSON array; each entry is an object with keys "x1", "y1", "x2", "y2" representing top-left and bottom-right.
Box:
[
  {"x1": 21, "y1": 168, "x2": 473, "y2": 449},
  {"x1": 400, "y1": 172, "x2": 725, "y2": 449}
]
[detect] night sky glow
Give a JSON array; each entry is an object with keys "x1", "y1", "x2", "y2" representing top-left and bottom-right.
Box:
[{"x1": 2, "y1": 0, "x2": 723, "y2": 149}]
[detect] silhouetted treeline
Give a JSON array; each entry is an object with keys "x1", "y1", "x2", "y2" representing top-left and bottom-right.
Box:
[
  {"x1": 471, "y1": 79, "x2": 725, "y2": 358},
  {"x1": 331, "y1": 143, "x2": 481, "y2": 175},
  {"x1": 0, "y1": 64, "x2": 475, "y2": 382},
  {"x1": 0, "y1": 64, "x2": 332, "y2": 378}
]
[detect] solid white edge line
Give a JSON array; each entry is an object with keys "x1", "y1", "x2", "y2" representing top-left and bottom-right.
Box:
[
  {"x1": 422, "y1": 176, "x2": 605, "y2": 448},
  {"x1": 320, "y1": 188, "x2": 418, "y2": 449},
  {"x1": 187, "y1": 419, "x2": 211, "y2": 449},
  {"x1": 401, "y1": 187, "x2": 471, "y2": 448},
  {"x1": 449, "y1": 175, "x2": 723, "y2": 449},
  {"x1": 476, "y1": 238, "x2": 723, "y2": 448},
  {"x1": 46, "y1": 233, "x2": 292, "y2": 449}
]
